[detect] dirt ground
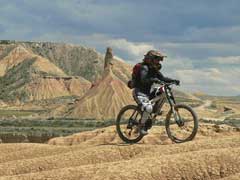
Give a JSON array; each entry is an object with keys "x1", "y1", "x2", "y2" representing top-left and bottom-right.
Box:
[{"x1": 0, "y1": 123, "x2": 238, "y2": 180}]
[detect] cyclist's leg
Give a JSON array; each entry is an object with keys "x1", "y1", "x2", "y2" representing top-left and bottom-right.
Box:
[{"x1": 133, "y1": 89, "x2": 153, "y2": 135}]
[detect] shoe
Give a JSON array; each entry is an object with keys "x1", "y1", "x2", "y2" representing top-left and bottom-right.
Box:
[
  {"x1": 139, "y1": 124, "x2": 148, "y2": 135},
  {"x1": 140, "y1": 128, "x2": 148, "y2": 135},
  {"x1": 157, "y1": 110, "x2": 163, "y2": 116}
]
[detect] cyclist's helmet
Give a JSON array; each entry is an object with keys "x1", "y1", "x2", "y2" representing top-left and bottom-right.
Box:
[
  {"x1": 143, "y1": 50, "x2": 166, "y2": 71},
  {"x1": 144, "y1": 50, "x2": 167, "y2": 62}
]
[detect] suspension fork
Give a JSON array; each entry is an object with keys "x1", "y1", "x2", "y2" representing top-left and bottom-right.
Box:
[
  {"x1": 165, "y1": 85, "x2": 175, "y2": 111},
  {"x1": 165, "y1": 86, "x2": 182, "y2": 124}
]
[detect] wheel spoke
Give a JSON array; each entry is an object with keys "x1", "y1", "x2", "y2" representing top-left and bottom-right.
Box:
[
  {"x1": 166, "y1": 104, "x2": 198, "y2": 143},
  {"x1": 116, "y1": 105, "x2": 144, "y2": 143}
]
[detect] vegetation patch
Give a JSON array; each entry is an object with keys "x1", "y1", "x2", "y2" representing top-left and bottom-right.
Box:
[
  {"x1": 0, "y1": 118, "x2": 116, "y2": 143},
  {"x1": 0, "y1": 110, "x2": 37, "y2": 117}
]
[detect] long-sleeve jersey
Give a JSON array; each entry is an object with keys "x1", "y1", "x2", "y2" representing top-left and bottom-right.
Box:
[{"x1": 135, "y1": 64, "x2": 175, "y2": 95}]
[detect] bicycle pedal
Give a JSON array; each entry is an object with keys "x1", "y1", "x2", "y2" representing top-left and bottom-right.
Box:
[
  {"x1": 157, "y1": 111, "x2": 163, "y2": 115},
  {"x1": 127, "y1": 124, "x2": 133, "y2": 129}
]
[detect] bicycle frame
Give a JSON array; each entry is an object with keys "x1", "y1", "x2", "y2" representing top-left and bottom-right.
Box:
[
  {"x1": 149, "y1": 83, "x2": 185, "y2": 126},
  {"x1": 127, "y1": 83, "x2": 179, "y2": 127},
  {"x1": 149, "y1": 83, "x2": 176, "y2": 113},
  {"x1": 164, "y1": 84, "x2": 177, "y2": 110}
]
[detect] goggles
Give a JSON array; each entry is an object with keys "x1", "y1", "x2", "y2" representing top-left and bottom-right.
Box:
[{"x1": 152, "y1": 56, "x2": 164, "y2": 61}]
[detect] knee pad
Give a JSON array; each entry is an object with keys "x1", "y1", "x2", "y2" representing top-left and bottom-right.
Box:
[{"x1": 143, "y1": 103, "x2": 153, "y2": 113}]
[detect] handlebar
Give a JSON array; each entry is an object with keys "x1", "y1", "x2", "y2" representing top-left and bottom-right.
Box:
[
  {"x1": 155, "y1": 81, "x2": 179, "y2": 86},
  {"x1": 164, "y1": 82, "x2": 179, "y2": 86}
]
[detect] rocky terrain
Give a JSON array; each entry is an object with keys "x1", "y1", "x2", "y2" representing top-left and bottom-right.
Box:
[{"x1": 0, "y1": 124, "x2": 238, "y2": 179}]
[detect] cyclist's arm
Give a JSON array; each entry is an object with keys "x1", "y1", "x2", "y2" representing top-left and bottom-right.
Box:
[
  {"x1": 140, "y1": 65, "x2": 159, "y2": 85},
  {"x1": 157, "y1": 71, "x2": 175, "y2": 83}
]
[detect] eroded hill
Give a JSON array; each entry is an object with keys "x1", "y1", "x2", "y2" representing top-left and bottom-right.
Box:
[
  {"x1": 65, "y1": 68, "x2": 134, "y2": 120},
  {"x1": 0, "y1": 124, "x2": 238, "y2": 179},
  {"x1": 0, "y1": 41, "x2": 132, "y2": 105},
  {"x1": 0, "y1": 44, "x2": 91, "y2": 101}
]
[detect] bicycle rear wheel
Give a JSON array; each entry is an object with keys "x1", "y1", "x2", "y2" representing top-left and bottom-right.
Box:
[
  {"x1": 165, "y1": 104, "x2": 198, "y2": 143},
  {"x1": 116, "y1": 105, "x2": 144, "y2": 144}
]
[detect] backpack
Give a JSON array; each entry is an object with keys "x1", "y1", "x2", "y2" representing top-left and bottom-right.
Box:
[{"x1": 127, "y1": 63, "x2": 142, "y2": 89}]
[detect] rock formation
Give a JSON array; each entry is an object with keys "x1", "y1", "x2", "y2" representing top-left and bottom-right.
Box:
[
  {"x1": 66, "y1": 47, "x2": 134, "y2": 119},
  {"x1": 104, "y1": 47, "x2": 113, "y2": 69}
]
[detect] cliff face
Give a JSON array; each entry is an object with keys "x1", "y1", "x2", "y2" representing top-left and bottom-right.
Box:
[
  {"x1": 0, "y1": 43, "x2": 91, "y2": 102},
  {"x1": 19, "y1": 41, "x2": 105, "y2": 81}
]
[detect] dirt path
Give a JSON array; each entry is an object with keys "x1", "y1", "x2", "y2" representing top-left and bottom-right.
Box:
[{"x1": 194, "y1": 100, "x2": 212, "y2": 111}]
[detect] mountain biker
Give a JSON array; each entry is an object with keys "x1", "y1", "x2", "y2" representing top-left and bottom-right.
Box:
[{"x1": 132, "y1": 50, "x2": 180, "y2": 135}]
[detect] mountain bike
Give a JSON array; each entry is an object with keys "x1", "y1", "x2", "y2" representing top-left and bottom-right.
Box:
[{"x1": 116, "y1": 82, "x2": 198, "y2": 143}]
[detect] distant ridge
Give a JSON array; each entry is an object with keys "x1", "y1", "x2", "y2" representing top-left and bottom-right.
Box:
[
  {"x1": 0, "y1": 40, "x2": 132, "y2": 83},
  {"x1": 0, "y1": 44, "x2": 91, "y2": 101}
]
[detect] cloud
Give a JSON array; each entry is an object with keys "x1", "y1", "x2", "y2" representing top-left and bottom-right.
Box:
[
  {"x1": 107, "y1": 39, "x2": 154, "y2": 58},
  {"x1": 162, "y1": 56, "x2": 194, "y2": 70},
  {"x1": 208, "y1": 56, "x2": 240, "y2": 64},
  {"x1": 2, "y1": 0, "x2": 240, "y2": 42},
  {"x1": 175, "y1": 68, "x2": 226, "y2": 84},
  {"x1": 0, "y1": 24, "x2": 5, "y2": 33},
  {"x1": 157, "y1": 42, "x2": 240, "y2": 59},
  {"x1": 173, "y1": 67, "x2": 240, "y2": 95},
  {"x1": 69, "y1": 33, "x2": 156, "y2": 62},
  {"x1": 158, "y1": 55, "x2": 240, "y2": 96},
  {"x1": 183, "y1": 26, "x2": 240, "y2": 43}
]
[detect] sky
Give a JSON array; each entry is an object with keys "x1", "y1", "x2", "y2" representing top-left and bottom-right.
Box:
[{"x1": 0, "y1": 0, "x2": 240, "y2": 96}]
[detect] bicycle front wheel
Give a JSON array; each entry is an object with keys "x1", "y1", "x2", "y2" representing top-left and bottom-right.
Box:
[
  {"x1": 165, "y1": 104, "x2": 198, "y2": 143},
  {"x1": 116, "y1": 105, "x2": 144, "y2": 144}
]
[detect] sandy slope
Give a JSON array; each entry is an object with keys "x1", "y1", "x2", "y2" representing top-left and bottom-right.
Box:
[
  {"x1": 24, "y1": 76, "x2": 91, "y2": 101},
  {"x1": 48, "y1": 123, "x2": 239, "y2": 146},
  {"x1": 112, "y1": 58, "x2": 132, "y2": 83},
  {"x1": 0, "y1": 44, "x2": 91, "y2": 101},
  {"x1": 0, "y1": 45, "x2": 33, "y2": 76},
  {"x1": 221, "y1": 173, "x2": 240, "y2": 180},
  {"x1": 3, "y1": 147, "x2": 239, "y2": 180},
  {"x1": 0, "y1": 124, "x2": 238, "y2": 179},
  {"x1": 67, "y1": 68, "x2": 134, "y2": 119}
]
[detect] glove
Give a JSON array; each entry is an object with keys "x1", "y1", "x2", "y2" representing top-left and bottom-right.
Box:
[
  {"x1": 174, "y1": 79, "x2": 180, "y2": 85},
  {"x1": 151, "y1": 78, "x2": 161, "y2": 83}
]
